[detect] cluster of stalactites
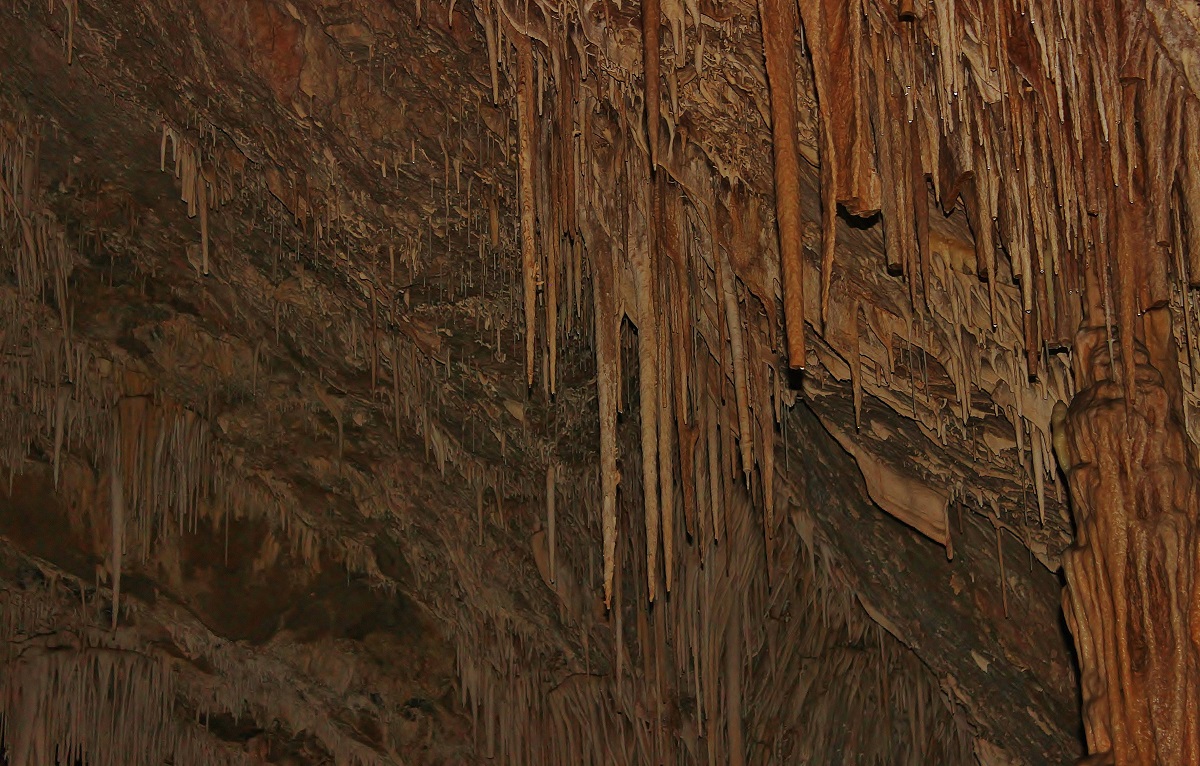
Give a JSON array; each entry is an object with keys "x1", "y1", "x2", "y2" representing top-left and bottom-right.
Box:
[
  {"x1": 160, "y1": 121, "x2": 246, "y2": 276},
  {"x1": 453, "y1": 483, "x2": 974, "y2": 765},
  {"x1": 476, "y1": 0, "x2": 786, "y2": 610},
  {"x1": 479, "y1": 0, "x2": 1078, "y2": 618},
  {"x1": 749, "y1": 0, "x2": 1200, "y2": 549},
  {"x1": 0, "y1": 114, "x2": 74, "y2": 333},
  {"x1": 782, "y1": 0, "x2": 1200, "y2": 399},
  {"x1": 0, "y1": 567, "x2": 400, "y2": 766},
  {"x1": 0, "y1": 638, "x2": 251, "y2": 766},
  {"x1": 0, "y1": 108, "x2": 396, "y2": 641}
]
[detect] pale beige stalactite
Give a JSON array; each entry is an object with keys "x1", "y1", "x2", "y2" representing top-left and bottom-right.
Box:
[
  {"x1": 1031, "y1": 426, "x2": 1047, "y2": 526},
  {"x1": 661, "y1": 183, "x2": 698, "y2": 544},
  {"x1": 655, "y1": 189, "x2": 677, "y2": 593},
  {"x1": 725, "y1": 601, "x2": 746, "y2": 766},
  {"x1": 159, "y1": 123, "x2": 168, "y2": 172},
  {"x1": 483, "y1": 0, "x2": 500, "y2": 104},
  {"x1": 657, "y1": 372, "x2": 677, "y2": 577},
  {"x1": 592, "y1": 241, "x2": 621, "y2": 609},
  {"x1": 992, "y1": 512, "x2": 1007, "y2": 619},
  {"x1": 850, "y1": 299, "x2": 862, "y2": 428},
  {"x1": 696, "y1": 383, "x2": 712, "y2": 546},
  {"x1": 705, "y1": 390, "x2": 721, "y2": 544},
  {"x1": 909, "y1": 119, "x2": 931, "y2": 313},
  {"x1": 547, "y1": 205, "x2": 559, "y2": 397},
  {"x1": 53, "y1": 382, "x2": 70, "y2": 487},
  {"x1": 488, "y1": 191, "x2": 500, "y2": 250},
  {"x1": 391, "y1": 339, "x2": 402, "y2": 439},
  {"x1": 758, "y1": 363, "x2": 777, "y2": 574},
  {"x1": 716, "y1": 236, "x2": 753, "y2": 480},
  {"x1": 546, "y1": 462, "x2": 556, "y2": 585},
  {"x1": 109, "y1": 422, "x2": 124, "y2": 632},
  {"x1": 633, "y1": 205, "x2": 662, "y2": 602},
  {"x1": 514, "y1": 32, "x2": 540, "y2": 388},
  {"x1": 198, "y1": 168, "x2": 209, "y2": 276}
]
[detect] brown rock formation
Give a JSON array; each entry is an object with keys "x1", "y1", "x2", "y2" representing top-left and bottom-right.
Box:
[
  {"x1": 1061, "y1": 323, "x2": 1200, "y2": 766},
  {"x1": 4, "y1": 0, "x2": 1200, "y2": 762}
]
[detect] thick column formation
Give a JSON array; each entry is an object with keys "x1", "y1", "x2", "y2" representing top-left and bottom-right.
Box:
[{"x1": 1057, "y1": 324, "x2": 1200, "y2": 765}]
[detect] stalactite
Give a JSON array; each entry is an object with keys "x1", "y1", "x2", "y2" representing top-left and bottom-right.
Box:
[
  {"x1": 592, "y1": 242, "x2": 620, "y2": 608},
  {"x1": 726, "y1": 602, "x2": 746, "y2": 766},
  {"x1": 757, "y1": 0, "x2": 807, "y2": 369},
  {"x1": 663, "y1": 195, "x2": 698, "y2": 545},
  {"x1": 514, "y1": 32, "x2": 540, "y2": 388},
  {"x1": 717, "y1": 235, "x2": 753, "y2": 479},
  {"x1": 851, "y1": 300, "x2": 863, "y2": 428},
  {"x1": 706, "y1": 390, "x2": 721, "y2": 544},
  {"x1": 634, "y1": 225, "x2": 661, "y2": 601},
  {"x1": 52, "y1": 382, "x2": 70, "y2": 487},
  {"x1": 759, "y1": 363, "x2": 777, "y2": 571},
  {"x1": 1183, "y1": 103, "x2": 1200, "y2": 288},
  {"x1": 657, "y1": 278, "x2": 677, "y2": 594},
  {"x1": 546, "y1": 461, "x2": 556, "y2": 585},
  {"x1": 993, "y1": 517, "x2": 1007, "y2": 619},
  {"x1": 198, "y1": 170, "x2": 209, "y2": 276},
  {"x1": 392, "y1": 339, "x2": 402, "y2": 439},
  {"x1": 642, "y1": 0, "x2": 661, "y2": 170},
  {"x1": 1031, "y1": 427, "x2": 1046, "y2": 525},
  {"x1": 817, "y1": 118, "x2": 838, "y2": 328},
  {"x1": 546, "y1": 139, "x2": 559, "y2": 396},
  {"x1": 109, "y1": 428, "x2": 123, "y2": 631}
]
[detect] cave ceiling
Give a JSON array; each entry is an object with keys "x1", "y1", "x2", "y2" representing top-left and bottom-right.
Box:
[{"x1": 0, "y1": 0, "x2": 1197, "y2": 763}]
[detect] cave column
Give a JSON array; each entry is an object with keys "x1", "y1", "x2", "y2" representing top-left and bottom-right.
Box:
[{"x1": 1058, "y1": 223, "x2": 1200, "y2": 764}]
